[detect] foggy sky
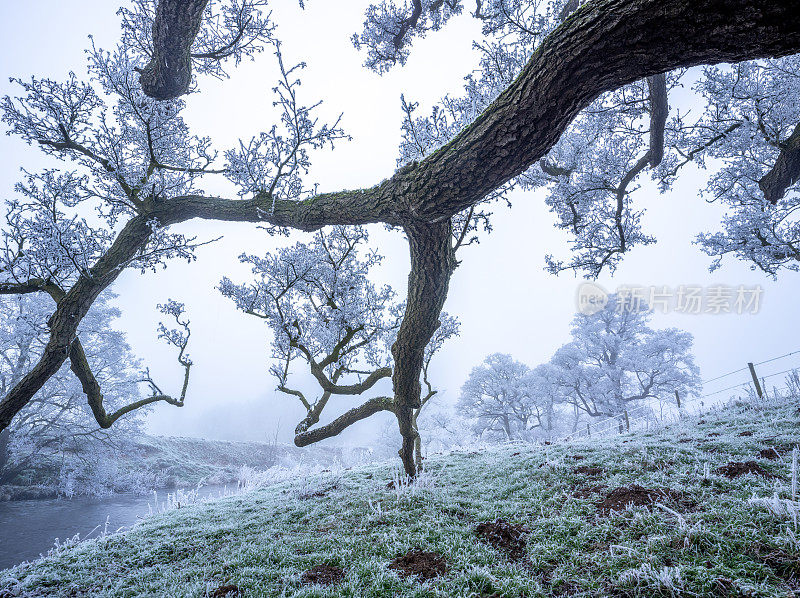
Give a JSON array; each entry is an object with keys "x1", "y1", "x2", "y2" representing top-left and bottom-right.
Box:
[{"x1": 2, "y1": 1, "x2": 799, "y2": 449}]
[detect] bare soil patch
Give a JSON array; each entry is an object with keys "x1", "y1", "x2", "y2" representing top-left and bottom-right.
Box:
[
  {"x1": 388, "y1": 548, "x2": 447, "y2": 581},
  {"x1": 715, "y1": 461, "x2": 777, "y2": 479},
  {"x1": 209, "y1": 585, "x2": 239, "y2": 597},
  {"x1": 595, "y1": 485, "x2": 689, "y2": 514},
  {"x1": 759, "y1": 448, "x2": 782, "y2": 460},
  {"x1": 738, "y1": 431, "x2": 754, "y2": 437},
  {"x1": 475, "y1": 519, "x2": 530, "y2": 560},
  {"x1": 573, "y1": 484, "x2": 607, "y2": 499},
  {"x1": 300, "y1": 564, "x2": 345, "y2": 586}
]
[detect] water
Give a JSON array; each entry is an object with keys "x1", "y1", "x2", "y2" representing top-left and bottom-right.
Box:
[{"x1": 0, "y1": 484, "x2": 232, "y2": 570}]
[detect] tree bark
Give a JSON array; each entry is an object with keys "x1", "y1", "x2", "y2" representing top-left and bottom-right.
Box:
[
  {"x1": 294, "y1": 396, "x2": 395, "y2": 447},
  {"x1": 391, "y1": 220, "x2": 455, "y2": 476},
  {"x1": 760, "y1": 122, "x2": 800, "y2": 204},
  {"x1": 138, "y1": 0, "x2": 209, "y2": 100},
  {"x1": 0, "y1": 427, "x2": 10, "y2": 476}
]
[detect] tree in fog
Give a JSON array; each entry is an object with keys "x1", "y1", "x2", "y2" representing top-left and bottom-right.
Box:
[
  {"x1": 1, "y1": 0, "x2": 799, "y2": 476},
  {"x1": 458, "y1": 353, "x2": 557, "y2": 441},
  {"x1": 220, "y1": 226, "x2": 459, "y2": 470},
  {"x1": 548, "y1": 294, "x2": 701, "y2": 418}
]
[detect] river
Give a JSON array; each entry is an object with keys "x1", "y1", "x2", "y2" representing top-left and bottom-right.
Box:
[{"x1": 0, "y1": 484, "x2": 233, "y2": 570}]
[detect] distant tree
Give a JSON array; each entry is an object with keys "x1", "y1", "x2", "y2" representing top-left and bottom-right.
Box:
[
  {"x1": 458, "y1": 353, "x2": 556, "y2": 441},
  {"x1": 1, "y1": 0, "x2": 798, "y2": 478},
  {"x1": 548, "y1": 294, "x2": 701, "y2": 418},
  {"x1": 219, "y1": 226, "x2": 459, "y2": 470}
]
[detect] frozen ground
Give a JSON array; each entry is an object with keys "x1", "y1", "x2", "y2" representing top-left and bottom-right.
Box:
[{"x1": 2, "y1": 395, "x2": 799, "y2": 597}]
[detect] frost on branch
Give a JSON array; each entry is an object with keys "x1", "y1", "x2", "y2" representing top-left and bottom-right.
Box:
[
  {"x1": 220, "y1": 225, "x2": 457, "y2": 464},
  {"x1": 1, "y1": 170, "x2": 113, "y2": 292},
  {"x1": 352, "y1": 0, "x2": 463, "y2": 74},
  {"x1": 0, "y1": 293, "x2": 150, "y2": 491},
  {"x1": 666, "y1": 58, "x2": 800, "y2": 276},
  {"x1": 119, "y1": 0, "x2": 278, "y2": 99},
  {"x1": 140, "y1": 299, "x2": 193, "y2": 408},
  {"x1": 224, "y1": 42, "x2": 348, "y2": 205}
]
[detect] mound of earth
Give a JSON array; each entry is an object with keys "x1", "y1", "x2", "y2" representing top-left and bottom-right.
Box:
[
  {"x1": 475, "y1": 519, "x2": 530, "y2": 560},
  {"x1": 300, "y1": 564, "x2": 345, "y2": 586},
  {"x1": 573, "y1": 484, "x2": 607, "y2": 499},
  {"x1": 716, "y1": 461, "x2": 776, "y2": 479},
  {"x1": 388, "y1": 548, "x2": 447, "y2": 581},
  {"x1": 595, "y1": 485, "x2": 688, "y2": 514},
  {"x1": 209, "y1": 585, "x2": 239, "y2": 597}
]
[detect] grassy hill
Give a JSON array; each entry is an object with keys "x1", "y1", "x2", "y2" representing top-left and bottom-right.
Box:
[{"x1": 2, "y1": 396, "x2": 800, "y2": 597}]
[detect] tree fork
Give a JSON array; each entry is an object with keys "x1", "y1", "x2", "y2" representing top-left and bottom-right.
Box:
[
  {"x1": 392, "y1": 219, "x2": 455, "y2": 476},
  {"x1": 0, "y1": 217, "x2": 153, "y2": 432}
]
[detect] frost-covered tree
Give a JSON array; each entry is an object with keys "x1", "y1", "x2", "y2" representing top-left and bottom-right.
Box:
[
  {"x1": 0, "y1": 293, "x2": 143, "y2": 488},
  {"x1": 1, "y1": 0, "x2": 799, "y2": 476},
  {"x1": 547, "y1": 294, "x2": 701, "y2": 418},
  {"x1": 220, "y1": 226, "x2": 459, "y2": 470},
  {"x1": 458, "y1": 353, "x2": 556, "y2": 441}
]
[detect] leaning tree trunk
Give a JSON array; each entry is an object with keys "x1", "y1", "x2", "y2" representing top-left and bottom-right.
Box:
[
  {"x1": 391, "y1": 220, "x2": 455, "y2": 477},
  {"x1": 0, "y1": 217, "x2": 153, "y2": 432},
  {"x1": 0, "y1": 427, "x2": 10, "y2": 477}
]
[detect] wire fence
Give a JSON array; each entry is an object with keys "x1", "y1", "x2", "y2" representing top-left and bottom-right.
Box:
[{"x1": 554, "y1": 348, "x2": 800, "y2": 444}]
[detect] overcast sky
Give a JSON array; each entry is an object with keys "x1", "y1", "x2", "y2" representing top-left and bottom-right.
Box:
[{"x1": 2, "y1": 1, "x2": 799, "y2": 449}]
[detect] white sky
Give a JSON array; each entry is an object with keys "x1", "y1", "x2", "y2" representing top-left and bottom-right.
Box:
[{"x1": 2, "y1": 1, "x2": 799, "y2": 448}]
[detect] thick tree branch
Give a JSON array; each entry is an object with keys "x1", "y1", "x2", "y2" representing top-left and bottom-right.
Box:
[
  {"x1": 759, "y1": 121, "x2": 800, "y2": 204},
  {"x1": 69, "y1": 338, "x2": 185, "y2": 429},
  {"x1": 153, "y1": 0, "x2": 800, "y2": 230},
  {"x1": 137, "y1": 0, "x2": 210, "y2": 100},
  {"x1": 308, "y1": 363, "x2": 392, "y2": 395},
  {"x1": 293, "y1": 396, "x2": 395, "y2": 447},
  {"x1": 392, "y1": 220, "x2": 454, "y2": 476},
  {"x1": 647, "y1": 73, "x2": 668, "y2": 168},
  {"x1": 0, "y1": 216, "x2": 153, "y2": 432}
]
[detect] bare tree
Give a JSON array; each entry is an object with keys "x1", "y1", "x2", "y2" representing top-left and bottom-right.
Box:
[{"x1": 1, "y1": 0, "x2": 799, "y2": 476}]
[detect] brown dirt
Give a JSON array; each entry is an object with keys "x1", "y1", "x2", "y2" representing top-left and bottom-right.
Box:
[
  {"x1": 300, "y1": 564, "x2": 345, "y2": 586},
  {"x1": 707, "y1": 432, "x2": 721, "y2": 437},
  {"x1": 760, "y1": 447, "x2": 782, "y2": 460},
  {"x1": 209, "y1": 585, "x2": 239, "y2": 597},
  {"x1": 571, "y1": 454, "x2": 586, "y2": 460},
  {"x1": 738, "y1": 431, "x2": 754, "y2": 437},
  {"x1": 388, "y1": 548, "x2": 447, "y2": 581},
  {"x1": 573, "y1": 484, "x2": 607, "y2": 499},
  {"x1": 475, "y1": 519, "x2": 530, "y2": 560},
  {"x1": 715, "y1": 461, "x2": 777, "y2": 479},
  {"x1": 574, "y1": 465, "x2": 604, "y2": 477},
  {"x1": 595, "y1": 485, "x2": 689, "y2": 514}
]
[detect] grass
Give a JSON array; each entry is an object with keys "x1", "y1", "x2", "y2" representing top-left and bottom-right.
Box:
[{"x1": 2, "y1": 396, "x2": 800, "y2": 597}]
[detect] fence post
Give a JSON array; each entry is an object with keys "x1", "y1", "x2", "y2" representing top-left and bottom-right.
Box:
[
  {"x1": 674, "y1": 390, "x2": 681, "y2": 409},
  {"x1": 586, "y1": 423, "x2": 591, "y2": 437},
  {"x1": 624, "y1": 410, "x2": 630, "y2": 432},
  {"x1": 748, "y1": 362, "x2": 764, "y2": 398}
]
